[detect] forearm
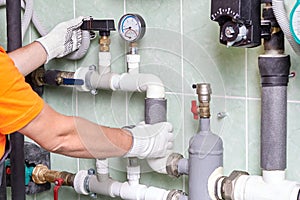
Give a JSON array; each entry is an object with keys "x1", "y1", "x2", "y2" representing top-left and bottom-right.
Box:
[
  {"x1": 19, "y1": 104, "x2": 133, "y2": 158},
  {"x1": 8, "y1": 42, "x2": 47, "y2": 76},
  {"x1": 61, "y1": 117, "x2": 133, "y2": 158}
]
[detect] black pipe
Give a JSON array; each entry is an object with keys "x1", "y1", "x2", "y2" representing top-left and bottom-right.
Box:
[
  {"x1": 259, "y1": 4, "x2": 290, "y2": 171},
  {"x1": 6, "y1": 0, "x2": 25, "y2": 199},
  {"x1": 0, "y1": 161, "x2": 6, "y2": 200}
]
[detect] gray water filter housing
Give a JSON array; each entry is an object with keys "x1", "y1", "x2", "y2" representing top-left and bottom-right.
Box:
[{"x1": 188, "y1": 118, "x2": 223, "y2": 200}]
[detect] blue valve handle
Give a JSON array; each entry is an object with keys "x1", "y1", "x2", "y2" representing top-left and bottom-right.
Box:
[{"x1": 62, "y1": 78, "x2": 84, "y2": 86}]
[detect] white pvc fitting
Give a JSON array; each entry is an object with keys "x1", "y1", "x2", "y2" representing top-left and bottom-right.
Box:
[
  {"x1": 116, "y1": 182, "x2": 169, "y2": 200},
  {"x1": 262, "y1": 170, "x2": 285, "y2": 184},
  {"x1": 96, "y1": 159, "x2": 109, "y2": 175},
  {"x1": 127, "y1": 165, "x2": 141, "y2": 185},
  {"x1": 127, "y1": 54, "x2": 140, "y2": 74},
  {"x1": 73, "y1": 170, "x2": 89, "y2": 195},
  {"x1": 119, "y1": 182, "x2": 148, "y2": 200},
  {"x1": 144, "y1": 187, "x2": 170, "y2": 200},
  {"x1": 74, "y1": 66, "x2": 91, "y2": 92},
  {"x1": 99, "y1": 52, "x2": 112, "y2": 75},
  {"x1": 208, "y1": 167, "x2": 224, "y2": 200},
  {"x1": 119, "y1": 73, "x2": 165, "y2": 98},
  {"x1": 233, "y1": 175, "x2": 300, "y2": 200},
  {"x1": 89, "y1": 71, "x2": 121, "y2": 91}
]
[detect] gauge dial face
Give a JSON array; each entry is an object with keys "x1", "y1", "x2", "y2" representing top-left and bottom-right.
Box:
[{"x1": 118, "y1": 14, "x2": 146, "y2": 42}]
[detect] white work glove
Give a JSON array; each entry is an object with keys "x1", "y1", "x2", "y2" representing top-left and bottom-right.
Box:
[
  {"x1": 36, "y1": 16, "x2": 85, "y2": 63},
  {"x1": 123, "y1": 122, "x2": 174, "y2": 159}
]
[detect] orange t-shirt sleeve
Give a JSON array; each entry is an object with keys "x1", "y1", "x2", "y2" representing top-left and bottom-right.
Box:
[{"x1": 0, "y1": 46, "x2": 44, "y2": 135}]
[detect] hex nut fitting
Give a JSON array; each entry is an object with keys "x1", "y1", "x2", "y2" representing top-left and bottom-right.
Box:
[
  {"x1": 167, "y1": 190, "x2": 187, "y2": 200},
  {"x1": 166, "y1": 153, "x2": 184, "y2": 177},
  {"x1": 221, "y1": 170, "x2": 249, "y2": 200}
]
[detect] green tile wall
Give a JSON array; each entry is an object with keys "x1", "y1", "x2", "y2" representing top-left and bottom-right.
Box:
[{"x1": 1, "y1": 0, "x2": 300, "y2": 199}]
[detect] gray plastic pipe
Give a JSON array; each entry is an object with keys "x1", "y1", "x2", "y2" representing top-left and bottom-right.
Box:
[{"x1": 188, "y1": 118, "x2": 223, "y2": 200}]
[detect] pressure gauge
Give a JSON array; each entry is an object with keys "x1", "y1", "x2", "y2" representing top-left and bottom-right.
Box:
[{"x1": 118, "y1": 14, "x2": 146, "y2": 42}]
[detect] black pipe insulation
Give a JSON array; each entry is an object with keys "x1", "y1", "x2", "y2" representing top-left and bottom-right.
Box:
[
  {"x1": 6, "y1": 0, "x2": 26, "y2": 199},
  {"x1": 259, "y1": 54, "x2": 290, "y2": 171},
  {"x1": 145, "y1": 98, "x2": 167, "y2": 124},
  {"x1": 0, "y1": 163, "x2": 6, "y2": 200},
  {"x1": 259, "y1": 4, "x2": 291, "y2": 171}
]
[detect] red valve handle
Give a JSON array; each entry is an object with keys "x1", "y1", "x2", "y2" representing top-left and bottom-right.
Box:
[
  {"x1": 54, "y1": 178, "x2": 64, "y2": 200},
  {"x1": 191, "y1": 100, "x2": 199, "y2": 120}
]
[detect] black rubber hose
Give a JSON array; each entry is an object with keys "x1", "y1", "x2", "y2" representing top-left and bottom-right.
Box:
[{"x1": 6, "y1": 0, "x2": 25, "y2": 199}]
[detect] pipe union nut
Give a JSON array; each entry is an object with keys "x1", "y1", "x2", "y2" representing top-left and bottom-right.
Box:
[
  {"x1": 221, "y1": 170, "x2": 249, "y2": 200},
  {"x1": 166, "y1": 153, "x2": 184, "y2": 177},
  {"x1": 167, "y1": 190, "x2": 187, "y2": 200}
]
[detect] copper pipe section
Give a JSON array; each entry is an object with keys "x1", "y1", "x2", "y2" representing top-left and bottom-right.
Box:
[
  {"x1": 100, "y1": 35, "x2": 111, "y2": 52},
  {"x1": 32, "y1": 164, "x2": 75, "y2": 186}
]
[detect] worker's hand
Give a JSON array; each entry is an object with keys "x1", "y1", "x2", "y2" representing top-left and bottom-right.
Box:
[
  {"x1": 123, "y1": 122, "x2": 174, "y2": 159},
  {"x1": 36, "y1": 16, "x2": 85, "y2": 63}
]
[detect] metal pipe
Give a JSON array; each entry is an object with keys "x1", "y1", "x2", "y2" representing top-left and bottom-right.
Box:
[
  {"x1": 188, "y1": 83, "x2": 223, "y2": 200},
  {"x1": 6, "y1": 0, "x2": 25, "y2": 199},
  {"x1": 32, "y1": 164, "x2": 75, "y2": 186}
]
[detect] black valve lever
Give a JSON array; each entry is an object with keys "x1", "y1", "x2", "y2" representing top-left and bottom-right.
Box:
[{"x1": 81, "y1": 18, "x2": 116, "y2": 36}]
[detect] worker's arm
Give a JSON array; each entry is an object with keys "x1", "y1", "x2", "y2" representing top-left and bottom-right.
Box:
[
  {"x1": 8, "y1": 16, "x2": 85, "y2": 76},
  {"x1": 8, "y1": 42, "x2": 47, "y2": 76},
  {"x1": 19, "y1": 103, "x2": 174, "y2": 159},
  {"x1": 19, "y1": 103, "x2": 132, "y2": 158}
]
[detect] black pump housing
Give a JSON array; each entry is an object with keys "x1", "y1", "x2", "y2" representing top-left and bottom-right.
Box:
[{"x1": 210, "y1": 0, "x2": 261, "y2": 47}]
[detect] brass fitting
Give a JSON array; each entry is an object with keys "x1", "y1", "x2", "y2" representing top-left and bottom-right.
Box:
[
  {"x1": 99, "y1": 36, "x2": 111, "y2": 52},
  {"x1": 194, "y1": 83, "x2": 212, "y2": 118},
  {"x1": 55, "y1": 71, "x2": 75, "y2": 85},
  {"x1": 32, "y1": 164, "x2": 75, "y2": 186},
  {"x1": 166, "y1": 153, "x2": 184, "y2": 177},
  {"x1": 220, "y1": 170, "x2": 249, "y2": 200},
  {"x1": 129, "y1": 42, "x2": 138, "y2": 54},
  {"x1": 31, "y1": 67, "x2": 46, "y2": 86}
]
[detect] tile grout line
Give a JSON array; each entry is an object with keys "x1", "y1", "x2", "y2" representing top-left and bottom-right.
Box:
[
  {"x1": 73, "y1": 1, "x2": 81, "y2": 200},
  {"x1": 180, "y1": 0, "x2": 185, "y2": 192},
  {"x1": 124, "y1": 0, "x2": 129, "y2": 125},
  {"x1": 245, "y1": 49, "x2": 249, "y2": 171}
]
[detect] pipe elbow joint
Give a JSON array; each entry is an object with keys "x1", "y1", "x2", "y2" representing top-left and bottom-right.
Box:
[
  {"x1": 139, "y1": 74, "x2": 165, "y2": 98},
  {"x1": 119, "y1": 73, "x2": 165, "y2": 98}
]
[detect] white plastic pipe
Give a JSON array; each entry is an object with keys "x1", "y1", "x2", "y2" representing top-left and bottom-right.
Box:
[
  {"x1": 118, "y1": 73, "x2": 165, "y2": 98},
  {"x1": 74, "y1": 170, "x2": 170, "y2": 200},
  {"x1": 75, "y1": 66, "x2": 165, "y2": 99},
  {"x1": 117, "y1": 182, "x2": 170, "y2": 200},
  {"x1": 233, "y1": 174, "x2": 300, "y2": 200},
  {"x1": 96, "y1": 159, "x2": 109, "y2": 175},
  {"x1": 127, "y1": 54, "x2": 140, "y2": 74},
  {"x1": 99, "y1": 52, "x2": 112, "y2": 75},
  {"x1": 273, "y1": 0, "x2": 300, "y2": 55},
  {"x1": 262, "y1": 170, "x2": 285, "y2": 184}
]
